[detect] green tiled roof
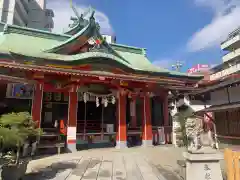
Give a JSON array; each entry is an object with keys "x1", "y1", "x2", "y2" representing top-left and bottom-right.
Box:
[
  {"x1": 116, "y1": 50, "x2": 168, "y2": 73},
  {"x1": 0, "y1": 7, "x2": 202, "y2": 80},
  {"x1": 0, "y1": 23, "x2": 69, "y2": 53},
  {"x1": 0, "y1": 33, "x2": 61, "y2": 52}
]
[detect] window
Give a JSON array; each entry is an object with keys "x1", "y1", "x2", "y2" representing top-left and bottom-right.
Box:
[{"x1": 45, "y1": 10, "x2": 54, "y2": 17}]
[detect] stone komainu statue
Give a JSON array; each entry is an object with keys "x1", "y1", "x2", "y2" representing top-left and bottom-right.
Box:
[
  {"x1": 185, "y1": 115, "x2": 216, "y2": 152},
  {"x1": 185, "y1": 115, "x2": 202, "y2": 150}
]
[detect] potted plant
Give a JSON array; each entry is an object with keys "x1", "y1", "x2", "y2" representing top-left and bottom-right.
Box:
[{"x1": 0, "y1": 112, "x2": 41, "y2": 180}]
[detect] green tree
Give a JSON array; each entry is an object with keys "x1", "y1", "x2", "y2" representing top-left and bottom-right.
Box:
[{"x1": 0, "y1": 112, "x2": 41, "y2": 165}]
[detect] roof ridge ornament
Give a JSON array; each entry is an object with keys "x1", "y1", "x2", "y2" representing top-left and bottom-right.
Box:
[
  {"x1": 68, "y1": 5, "x2": 95, "y2": 28},
  {"x1": 71, "y1": 4, "x2": 95, "y2": 20},
  {"x1": 71, "y1": 4, "x2": 81, "y2": 20}
]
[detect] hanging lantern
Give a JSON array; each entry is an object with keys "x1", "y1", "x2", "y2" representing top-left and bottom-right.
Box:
[
  {"x1": 96, "y1": 97, "x2": 100, "y2": 107},
  {"x1": 111, "y1": 96, "x2": 116, "y2": 104}
]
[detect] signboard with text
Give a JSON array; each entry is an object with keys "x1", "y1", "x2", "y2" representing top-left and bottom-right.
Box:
[{"x1": 210, "y1": 63, "x2": 240, "y2": 80}]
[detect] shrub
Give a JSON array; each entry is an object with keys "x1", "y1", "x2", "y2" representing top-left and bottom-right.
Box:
[{"x1": 0, "y1": 112, "x2": 41, "y2": 165}]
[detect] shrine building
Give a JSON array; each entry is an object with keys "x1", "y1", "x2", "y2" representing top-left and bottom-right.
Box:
[{"x1": 0, "y1": 7, "x2": 202, "y2": 152}]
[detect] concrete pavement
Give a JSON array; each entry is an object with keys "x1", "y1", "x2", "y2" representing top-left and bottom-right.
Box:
[{"x1": 22, "y1": 145, "x2": 216, "y2": 180}]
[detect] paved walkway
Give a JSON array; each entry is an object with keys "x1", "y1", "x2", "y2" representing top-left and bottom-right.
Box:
[{"x1": 23, "y1": 146, "x2": 184, "y2": 180}]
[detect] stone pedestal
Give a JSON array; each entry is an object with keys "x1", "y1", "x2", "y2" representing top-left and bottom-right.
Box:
[
  {"x1": 183, "y1": 150, "x2": 223, "y2": 180},
  {"x1": 115, "y1": 141, "x2": 128, "y2": 149},
  {"x1": 141, "y1": 140, "x2": 153, "y2": 147},
  {"x1": 67, "y1": 142, "x2": 77, "y2": 153}
]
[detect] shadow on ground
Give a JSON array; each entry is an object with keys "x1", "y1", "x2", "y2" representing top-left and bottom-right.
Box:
[
  {"x1": 155, "y1": 164, "x2": 184, "y2": 180},
  {"x1": 22, "y1": 161, "x2": 77, "y2": 180}
]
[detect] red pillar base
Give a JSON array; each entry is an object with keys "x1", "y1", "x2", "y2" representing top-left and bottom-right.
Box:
[
  {"x1": 142, "y1": 140, "x2": 153, "y2": 147},
  {"x1": 67, "y1": 86, "x2": 78, "y2": 152},
  {"x1": 116, "y1": 90, "x2": 128, "y2": 149},
  {"x1": 141, "y1": 94, "x2": 153, "y2": 147},
  {"x1": 67, "y1": 127, "x2": 77, "y2": 152},
  {"x1": 116, "y1": 141, "x2": 127, "y2": 149}
]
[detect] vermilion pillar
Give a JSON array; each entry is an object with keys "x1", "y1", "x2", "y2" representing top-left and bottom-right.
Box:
[
  {"x1": 116, "y1": 90, "x2": 127, "y2": 149},
  {"x1": 67, "y1": 85, "x2": 78, "y2": 152},
  {"x1": 130, "y1": 95, "x2": 137, "y2": 128},
  {"x1": 142, "y1": 93, "x2": 153, "y2": 147},
  {"x1": 163, "y1": 91, "x2": 169, "y2": 126},
  {"x1": 31, "y1": 82, "x2": 44, "y2": 128},
  {"x1": 163, "y1": 91, "x2": 170, "y2": 143}
]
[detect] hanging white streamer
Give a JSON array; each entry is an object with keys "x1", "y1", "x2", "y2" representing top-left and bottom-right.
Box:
[
  {"x1": 83, "y1": 93, "x2": 87, "y2": 103},
  {"x1": 104, "y1": 98, "x2": 108, "y2": 107},
  {"x1": 81, "y1": 92, "x2": 116, "y2": 107},
  {"x1": 111, "y1": 96, "x2": 115, "y2": 104},
  {"x1": 96, "y1": 97, "x2": 99, "y2": 107}
]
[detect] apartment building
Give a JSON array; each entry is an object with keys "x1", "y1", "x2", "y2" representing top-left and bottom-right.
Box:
[
  {"x1": 191, "y1": 27, "x2": 240, "y2": 145},
  {"x1": 0, "y1": 0, "x2": 54, "y2": 31},
  {"x1": 210, "y1": 27, "x2": 240, "y2": 81}
]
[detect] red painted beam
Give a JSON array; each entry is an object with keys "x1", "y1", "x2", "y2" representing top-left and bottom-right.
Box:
[{"x1": 43, "y1": 82, "x2": 70, "y2": 92}]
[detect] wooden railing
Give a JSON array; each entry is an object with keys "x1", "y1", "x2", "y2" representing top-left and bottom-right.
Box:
[
  {"x1": 77, "y1": 120, "x2": 102, "y2": 133},
  {"x1": 224, "y1": 148, "x2": 240, "y2": 180}
]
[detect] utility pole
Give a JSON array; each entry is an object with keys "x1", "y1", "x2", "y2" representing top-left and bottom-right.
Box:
[{"x1": 172, "y1": 61, "x2": 183, "y2": 72}]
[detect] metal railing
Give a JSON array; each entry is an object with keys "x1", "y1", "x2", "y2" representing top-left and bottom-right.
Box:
[{"x1": 221, "y1": 27, "x2": 240, "y2": 45}]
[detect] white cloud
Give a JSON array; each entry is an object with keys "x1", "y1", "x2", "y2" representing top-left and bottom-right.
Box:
[
  {"x1": 47, "y1": 0, "x2": 113, "y2": 34},
  {"x1": 152, "y1": 59, "x2": 174, "y2": 70},
  {"x1": 187, "y1": 0, "x2": 240, "y2": 52}
]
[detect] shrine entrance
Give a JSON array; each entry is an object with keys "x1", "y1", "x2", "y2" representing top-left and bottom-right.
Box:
[
  {"x1": 41, "y1": 92, "x2": 69, "y2": 129},
  {"x1": 77, "y1": 101, "x2": 116, "y2": 134},
  {"x1": 76, "y1": 84, "x2": 117, "y2": 149}
]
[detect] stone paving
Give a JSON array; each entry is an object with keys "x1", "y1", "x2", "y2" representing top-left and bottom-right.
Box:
[{"x1": 22, "y1": 145, "x2": 225, "y2": 180}]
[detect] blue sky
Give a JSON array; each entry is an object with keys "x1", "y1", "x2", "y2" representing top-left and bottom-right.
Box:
[{"x1": 48, "y1": 0, "x2": 240, "y2": 72}]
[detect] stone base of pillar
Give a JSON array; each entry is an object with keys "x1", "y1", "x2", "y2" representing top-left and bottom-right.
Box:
[
  {"x1": 141, "y1": 140, "x2": 153, "y2": 147},
  {"x1": 67, "y1": 140, "x2": 77, "y2": 153},
  {"x1": 115, "y1": 141, "x2": 128, "y2": 149}
]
